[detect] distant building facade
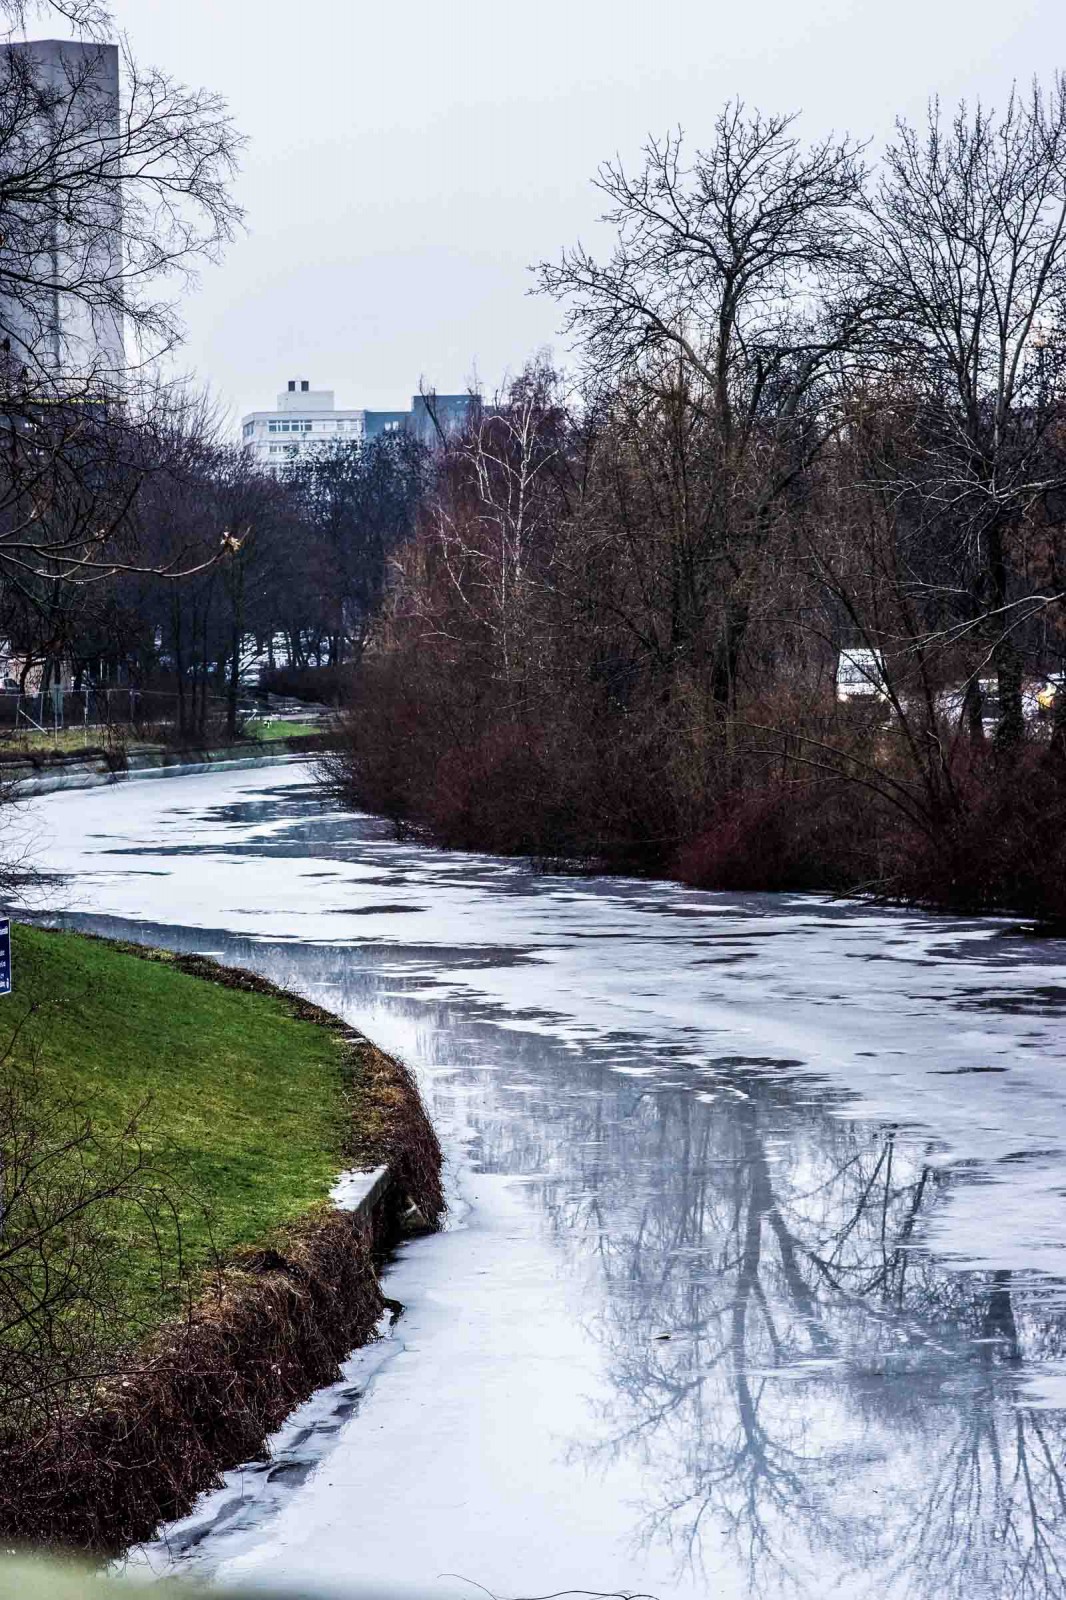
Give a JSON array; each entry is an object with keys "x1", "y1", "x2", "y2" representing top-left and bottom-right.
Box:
[
  {"x1": 0, "y1": 39, "x2": 124, "y2": 385},
  {"x1": 241, "y1": 379, "x2": 477, "y2": 470}
]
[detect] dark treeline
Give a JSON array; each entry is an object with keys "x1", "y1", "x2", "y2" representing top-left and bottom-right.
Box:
[
  {"x1": 327, "y1": 89, "x2": 1066, "y2": 921},
  {"x1": 110, "y1": 423, "x2": 425, "y2": 742},
  {"x1": 0, "y1": 400, "x2": 426, "y2": 741},
  {"x1": 0, "y1": 0, "x2": 428, "y2": 747}
]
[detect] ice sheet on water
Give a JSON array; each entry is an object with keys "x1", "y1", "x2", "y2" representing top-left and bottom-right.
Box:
[{"x1": 24, "y1": 765, "x2": 1066, "y2": 1600}]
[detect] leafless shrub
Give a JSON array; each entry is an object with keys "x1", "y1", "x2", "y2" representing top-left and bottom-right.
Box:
[{"x1": 0, "y1": 1039, "x2": 185, "y2": 1443}]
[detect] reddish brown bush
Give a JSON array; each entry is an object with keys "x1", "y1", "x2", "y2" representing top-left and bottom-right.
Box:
[
  {"x1": 329, "y1": 643, "x2": 1066, "y2": 924},
  {"x1": 896, "y1": 749, "x2": 1066, "y2": 923},
  {"x1": 672, "y1": 778, "x2": 894, "y2": 893}
]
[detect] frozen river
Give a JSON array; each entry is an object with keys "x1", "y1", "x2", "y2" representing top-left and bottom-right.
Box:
[{"x1": 21, "y1": 762, "x2": 1066, "y2": 1599}]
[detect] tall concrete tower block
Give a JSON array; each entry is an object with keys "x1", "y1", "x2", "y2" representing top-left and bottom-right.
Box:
[{"x1": 0, "y1": 39, "x2": 124, "y2": 387}]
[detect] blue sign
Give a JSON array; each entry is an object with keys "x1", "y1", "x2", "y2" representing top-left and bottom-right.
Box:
[{"x1": 0, "y1": 919, "x2": 11, "y2": 996}]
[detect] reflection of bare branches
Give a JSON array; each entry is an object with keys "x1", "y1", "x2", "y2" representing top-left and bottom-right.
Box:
[
  {"x1": 444, "y1": 1583, "x2": 660, "y2": 1600},
  {"x1": 497, "y1": 1063, "x2": 1066, "y2": 1599}
]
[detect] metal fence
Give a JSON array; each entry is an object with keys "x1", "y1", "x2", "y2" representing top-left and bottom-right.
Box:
[{"x1": 0, "y1": 686, "x2": 243, "y2": 743}]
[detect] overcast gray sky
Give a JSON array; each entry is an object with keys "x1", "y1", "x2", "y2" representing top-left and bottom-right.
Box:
[{"x1": 78, "y1": 0, "x2": 1066, "y2": 422}]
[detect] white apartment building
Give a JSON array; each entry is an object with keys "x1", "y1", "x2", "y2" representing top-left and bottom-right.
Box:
[
  {"x1": 241, "y1": 379, "x2": 477, "y2": 471},
  {"x1": 241, "y1": 379, "x2": 408, "y2": 470}
]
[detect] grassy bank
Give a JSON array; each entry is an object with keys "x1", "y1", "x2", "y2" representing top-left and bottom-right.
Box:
[
  {"x1": 7, "y1": 925, "x2": 352, "y2": 1340},
  {"x1": 250, "y1": 717, "x2": 322, "y2": 741},
  {"x1": 0, "y1": 927, "x2": 443, "y2": 1553}
]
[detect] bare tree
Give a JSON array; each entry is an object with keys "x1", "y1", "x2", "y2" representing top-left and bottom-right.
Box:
[
  {"x1": 538, "y1": 105, "x2": 870, "y2": 706},
  {"x1": 326, "y1": 91, "x2": 1066, "y2": 915},
  {"x1": 414, "y1": 360, "x2": 570, "y2": 687},
  {"x1": 538, "y1": 106, "x2": 867, "y2": 431},
  {"x1": 0, "y1": 14, "x2": 246, "y2": 639},
  {"x1": 863, "y1": 82, "x2": 1066, "y2": 746},
  {"x1": 284, "y1": 429, "x2": 427, "y2": 669},
  {"x1": 0, "y1": 38, "x2": 243, "y2": 386},
  {"x1": 0, "y1": 0, "x2": 111, "y2": 36}
]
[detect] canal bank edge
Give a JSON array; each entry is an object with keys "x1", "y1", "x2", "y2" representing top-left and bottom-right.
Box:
[
  {"x1": 5, "y1": 733, "x2": 331, "y2": 797},
  {"x1": 0, "y1": 938, "x2": 444, "y2": 1557}
]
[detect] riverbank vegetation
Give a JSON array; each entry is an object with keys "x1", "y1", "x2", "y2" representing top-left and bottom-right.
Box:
[
  {"x1": 0, "y1": 925, "x2": 443, "y2": 1551},
  {"x1": 324, "y1": 87, "x2": 1066, "y2": 923}
]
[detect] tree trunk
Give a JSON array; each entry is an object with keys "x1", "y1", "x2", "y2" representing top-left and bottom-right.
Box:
[
  {"x1": 988, "y1": 519, "x2": 1025, "y2": 749},
  {"x1": 171, "y1": 593, "x2": 187, "y2": 741},
  {"x1": 1048, "y1": 684, "x2": 1066, "y2": 767},
  {"x1": 994, "y1": 636, "x2": 1025, "y2": 751},
  {"x1": 962, "y1": 677, "x2": 985, "y2": 744},
  {"x1": 226, "y1": 561, "x2": 246, "y2": 741}
]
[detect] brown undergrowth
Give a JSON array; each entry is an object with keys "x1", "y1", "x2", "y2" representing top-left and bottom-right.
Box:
[{"x1": 0, "y1": 944, "x2": 443, "y2": 1556}]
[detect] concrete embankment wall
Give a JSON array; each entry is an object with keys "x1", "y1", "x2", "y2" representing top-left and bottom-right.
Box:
[{"x1": 5, "y1": 738, "x2": 324, "y2": 797}]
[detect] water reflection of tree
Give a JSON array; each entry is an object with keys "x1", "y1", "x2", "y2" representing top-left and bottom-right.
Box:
[
  {"x1": 518, "y1": 1071, "x2": 1066, "y2": 1599},
  {"x1": 80, "y1": 905, "x2": 1066, "y2": 1599},
  {"x1": 324, "y1": 989, "x2": 1066, "y2": 1599}
]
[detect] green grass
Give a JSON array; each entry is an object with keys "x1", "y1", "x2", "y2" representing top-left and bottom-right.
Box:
[
  {"x1": 0, "y1": 720, "x2": 320, "y2": 755},
  {"x1": 249, "y1": 718, "x2": 321, "y2": 741},
  {"x1": 5, "y1": 925, "x2": 350, "y2": 1338},
  {"x1": 0, "y1": 727, "x2": 124, "y2": 755}
]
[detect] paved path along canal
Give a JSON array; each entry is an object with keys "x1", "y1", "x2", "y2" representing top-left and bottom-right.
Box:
[{"x1": 23, "y1": 764, "x2": 1066, "y2": 1599}]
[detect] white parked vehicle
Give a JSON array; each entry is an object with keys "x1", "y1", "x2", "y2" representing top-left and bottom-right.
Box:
[{"x1": 836, "y1": 648, "x2": 888, "y2": 702}]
